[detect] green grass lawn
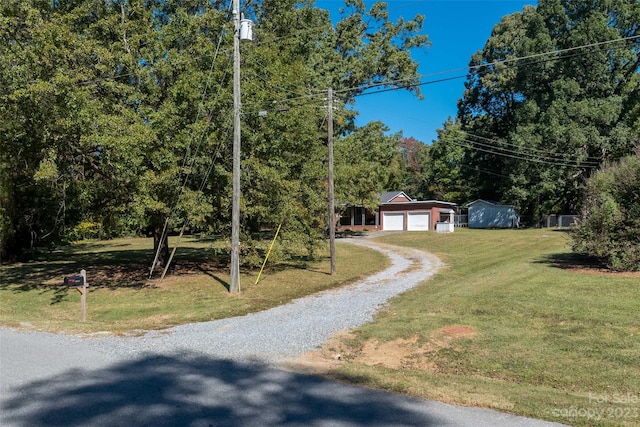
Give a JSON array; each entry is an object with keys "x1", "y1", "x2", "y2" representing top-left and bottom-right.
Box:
[
  {"x1": 328, "y1": 229, "x2": 640, "y2": 427},
  {"x1": 2, "y1": 229, "x2": 638, "y2": 426},
  {"x1": 0, "y1": 235, "x2": 388, "y2": 334}
]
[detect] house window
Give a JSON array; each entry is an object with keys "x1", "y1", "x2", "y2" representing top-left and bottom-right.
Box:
[
  {"x1": 339, "y1": 213, "x2": 351, "y2": 226},
  {"x1": 339, "y1": 208, "x2": 353, "y2": 226},
  {"x1": 365, "y1": 211, "x2": 376, "y2": 225},
  {"x1": 354, "y1": 207, "x2": 364, "y2": 225},
  {"x1": 338, "y1": 206, "x2": 377, "y2": 227}
]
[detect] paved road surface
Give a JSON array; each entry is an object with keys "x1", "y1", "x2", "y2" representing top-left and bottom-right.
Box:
[{"x1": 0, "y1": 237, "x2": 565, "y2": 427}]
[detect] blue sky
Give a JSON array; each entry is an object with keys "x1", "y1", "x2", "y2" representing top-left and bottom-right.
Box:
[{"x1": 316, "y1": 0, "x2": 536, "y2": 144}]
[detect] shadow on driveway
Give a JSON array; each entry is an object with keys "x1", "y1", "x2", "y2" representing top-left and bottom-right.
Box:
[{"x1": 2, "y1": 352, "x2": 440, "y2": 427}]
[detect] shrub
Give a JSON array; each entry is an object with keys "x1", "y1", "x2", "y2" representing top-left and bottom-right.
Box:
[
  {"x1": 68, "y1": 221, "x2": 103, "y2": 242},
  {"x1": 572, "y1": 152, "x2": 640, "y2": 271}
]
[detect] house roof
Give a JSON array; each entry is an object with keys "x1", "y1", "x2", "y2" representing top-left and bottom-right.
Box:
[
  {"x1": 382, "y1": 200, "x2": 457, "y2": 206},
  {"x1": 378, "y1": 191, "x2": 457, "y2": 207},
  {"x1": 379, "y1": 191, "x2": 413, "y2": 203}
]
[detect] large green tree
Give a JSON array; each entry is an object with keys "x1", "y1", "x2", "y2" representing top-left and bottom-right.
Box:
[
  {"x1": 424, "y1": 119, "x2": 469, "y2": 204},
  {"x1": 0, "y1": 0, "x2": 229, "y2": 269},
  {"x1": 1, "y1": 0, "x2": 429, "y2": 268},
  {"x1": 434, "y1": 0, "x2": 640, "y2": 221},
  {"x1": 241, "y1": 0, "x2": 428, "y2": 248},
  {"x1": 334, "y1": 121, "x2": 407, "y2": 212},
  {"x1": 398, "y1": 136, "x2": 430, "y2": 199},
  {"x1": 0, "y1": 0, "x2": 146, "y2": 258}
]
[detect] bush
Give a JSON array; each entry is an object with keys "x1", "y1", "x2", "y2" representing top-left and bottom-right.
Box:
[
  {"x1": 67, "y1": 221, "x2": 103, "y2": 242},
  {"x1": 572, "y1": 152, "x2": 640, "y2": 271}
]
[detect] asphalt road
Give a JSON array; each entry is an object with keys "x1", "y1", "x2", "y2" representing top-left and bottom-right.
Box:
[{"x1": 0, "y1": 238, "x2": 566, "y2": 427}]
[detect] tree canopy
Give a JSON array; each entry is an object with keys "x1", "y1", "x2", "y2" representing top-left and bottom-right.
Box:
[
  {"x1": 0, "y1": 0, "x2": 428, "y2": 264},
  {"x1": 428, "y1": 0, "x2": 640, "y2": 223}
]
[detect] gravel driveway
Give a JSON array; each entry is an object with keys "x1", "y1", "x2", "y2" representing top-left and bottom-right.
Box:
[{"x1": 0, "y1": 236, "x2": 565, "y2": 426}]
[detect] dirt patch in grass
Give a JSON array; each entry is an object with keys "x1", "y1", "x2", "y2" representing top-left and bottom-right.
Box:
[
  {"x1": 442, "y1": 325, "x2": 476, "y2": 336},
  {"x1": 284, "y1": 325, "x2": 476, "y2": 374}
]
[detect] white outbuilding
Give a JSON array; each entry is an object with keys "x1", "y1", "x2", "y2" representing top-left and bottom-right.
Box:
[{"x1": 467, "y1": 200, "x2": 520, "y2": 229}]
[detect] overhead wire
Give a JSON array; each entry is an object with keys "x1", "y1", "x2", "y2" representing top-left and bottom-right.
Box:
[
  {"x1": 245, "y1": 33, "x2": 639, "y2": 118},
  {"x1": 334, "y1": 33, "x2": 640, "y2": 98},
  {"x1": 43, "y1": 9, "x2": 639, "y2": 104},
  {"x1": 235, "y1": 33, "x2": 632, "y2": 172},
  {"x1": 462, "y1": 131, "x2": 602, "y2": 163},
  {"x1": 159, "y1": 123, "x2": 232, "y2": 281},
  {"x1": 150, "y1": 2, "x2": 234, "y2": 278},
  {"x1": 459, "y1": 134, "x2": 600, "y2": 165},
  {"x1": 448, "y1": 138, "x2": 598, "y2": 169},
  {"x1": 458, "y1": 163, "x2": 510, "y2": 178}
]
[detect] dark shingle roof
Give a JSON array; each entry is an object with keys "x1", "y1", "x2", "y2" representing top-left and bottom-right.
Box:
[{"x1": 379, "y1": 191, "x2": 412, "y2": 203}]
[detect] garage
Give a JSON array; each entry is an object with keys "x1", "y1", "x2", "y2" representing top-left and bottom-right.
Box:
[
  {"x1": 382, "y1": 212, "x2": 405, "y2": 231},
  {"x1": 407, "y1": 212, "x2": 430, "y2": 231}
]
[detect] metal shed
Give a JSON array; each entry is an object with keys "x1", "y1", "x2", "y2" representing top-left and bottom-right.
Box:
[{"x1": 467, "y1": 200, "x2": 520, "y2": 229}]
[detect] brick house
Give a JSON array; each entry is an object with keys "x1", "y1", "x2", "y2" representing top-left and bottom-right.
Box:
[{"x1": 338, "y1": 191, "x2": 457, "y2": 231}]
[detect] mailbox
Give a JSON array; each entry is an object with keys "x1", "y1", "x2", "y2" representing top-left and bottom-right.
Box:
[{"x1": 64, "y1": 275, "x2": 85, "y2": 288}]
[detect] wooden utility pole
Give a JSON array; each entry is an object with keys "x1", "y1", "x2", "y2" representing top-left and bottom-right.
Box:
[
  {"x1": 328, "y1": 88, "x2": 336, "y2": 274},
  {"x1": 230, "y1": 0, "x2": 241, "y2": 293}
]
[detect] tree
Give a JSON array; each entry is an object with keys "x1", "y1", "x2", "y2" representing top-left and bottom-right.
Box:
[
  {"x1": 0, "y1": 0, "x2": 228, "y2": 268},
  {"x1": 572, "y1": 150, "x2": 640, "y2": 271},
  {"x1": 1, "y1": 0, "x2": 429, "y2": 269},
  {"x1": 334, "y1": 121, "x2": 406, "y2": 211},
  {"x1": 454, "y1": 0, "x2": 640, "y2": 220},
  {"x1": 120, "y1": 0, "x2": 230, "y2": 273},
  {"x1": 424, "y1": 119, "x2": 469, "y2": 204},
  {"x1": 0, "y1": 0, "x2": 145, "y2": 258},
  {"x1": 398, "y1": 136, "x2": 429, "y2": 199}
]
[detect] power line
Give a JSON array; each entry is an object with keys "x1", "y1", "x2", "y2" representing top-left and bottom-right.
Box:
[
  {"x1": 339, "y1": 34, "x2": 640, "y2": 98},
  {"x1": 448, "y1": 138, "x2": 597, "y2": 169},
  {"x1": 460, "y1": 135, "x2": 600, "y2": 166},
  {"x1": 250, "y1": 33, "x2": 639, "y2": 115},
  {"x1": 150, "y1": 3, "x2": 233, "y2": 278},
  {"x1": 462, "y1": 131, "x2": 602, "y2": 162},
  {"x1": 350, "y1": 75, "x2": 467, "y2": 98},
  {"x1": 458, "y1": 163, "x2": 510, "y2": 178},
  {"x1": 459, "y1": 137, "x2": 599, "y2": 167},
  {"x1": 53, "y1": 15, "x2": 640, "y2": 118}
]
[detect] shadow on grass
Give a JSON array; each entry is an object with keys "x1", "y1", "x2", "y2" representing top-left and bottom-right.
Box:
[
  {"x1": 0, "y1": 240, "x2": 331, "y2": 300},
  {"x1": 0, "y1": 245, "x2": 217, "y2": 295},
  {"x1": 534, "y1": 252, "x2": 605, "y2": 271},
  {"x1": 1, "y1": 352, "x2": 438, "y2": 427},
  {"x1": 194, "y1": 264, "x2": 230, "y2": 291}
]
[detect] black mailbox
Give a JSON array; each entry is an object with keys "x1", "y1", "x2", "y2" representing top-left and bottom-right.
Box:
[{"x1": 64, "y1": 275, "x2": 85, "y2": 288}]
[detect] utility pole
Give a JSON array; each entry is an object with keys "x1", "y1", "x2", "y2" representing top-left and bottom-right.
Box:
[
  {"x1": 230, "y1": 0, "x2": 241, "y2": 293},
  {"x1": 327, "y1": 88, "x2": 336, "y2": 274}
]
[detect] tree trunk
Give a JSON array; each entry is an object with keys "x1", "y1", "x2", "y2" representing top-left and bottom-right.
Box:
[{"x1": 151, "y1": 224, "x2": 170, "y2": 274}]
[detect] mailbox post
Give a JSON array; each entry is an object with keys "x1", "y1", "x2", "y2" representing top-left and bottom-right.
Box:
[{"x1": 64, "y1": 269, "x2": 87, "y2": 321}]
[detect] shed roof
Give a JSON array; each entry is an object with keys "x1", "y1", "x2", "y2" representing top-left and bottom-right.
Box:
[{"x1": 467, "y1": 199, "x2": 515, "y2": 208}]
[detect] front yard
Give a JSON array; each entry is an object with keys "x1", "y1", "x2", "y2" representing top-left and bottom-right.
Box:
[{"x1": 320, "y1": 229, "x2": 639, "y2": 426}]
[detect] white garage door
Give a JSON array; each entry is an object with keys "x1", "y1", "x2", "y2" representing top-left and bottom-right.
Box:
[
  {"x1": 407, "y1": 212, "x2": 430, "y2": 231},
  {"x1": 382, "y1": 212, "x2": 405, "y2": 231}
]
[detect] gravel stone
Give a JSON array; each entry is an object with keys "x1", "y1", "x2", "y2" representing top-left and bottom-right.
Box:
[{"x1": 23, "y1": 235, "x2": 442, "y2": 364}]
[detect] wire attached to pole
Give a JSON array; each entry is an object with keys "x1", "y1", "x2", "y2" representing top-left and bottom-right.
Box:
[{"x1": 255, "y1": 223, "x2": 282, "y2": 285}]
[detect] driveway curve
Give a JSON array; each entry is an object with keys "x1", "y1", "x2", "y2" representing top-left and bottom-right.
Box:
[{"x1": 0, "y1": 236, "x2": 565, "y2": 427}]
